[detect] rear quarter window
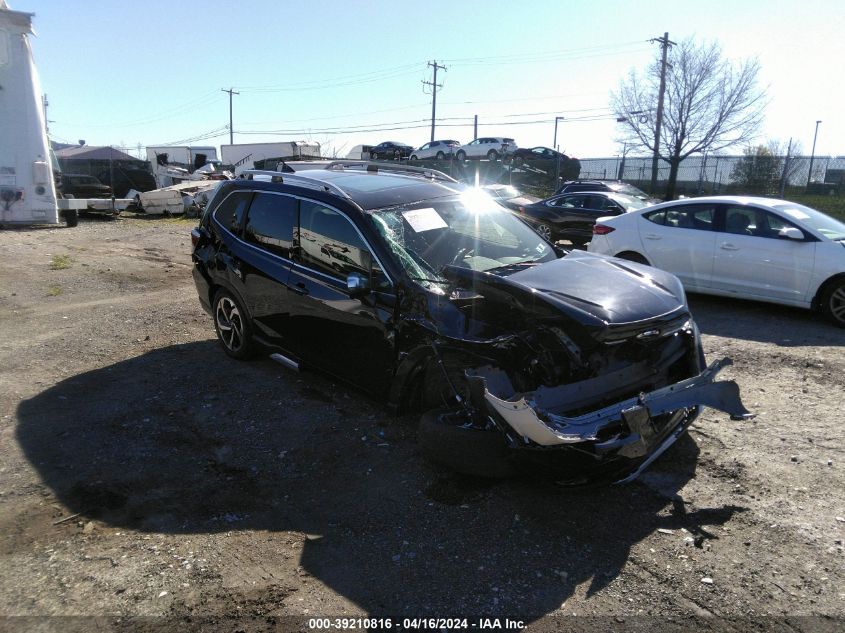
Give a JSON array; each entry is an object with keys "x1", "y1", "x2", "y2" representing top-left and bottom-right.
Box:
[{"x1": 212, "y1": 191, "x2": 252, "y2": 235}]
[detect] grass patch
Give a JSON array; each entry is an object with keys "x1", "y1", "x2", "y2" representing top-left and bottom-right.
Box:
[
  {"x1": 163, "y1": 215, "x2": 196, "y2": 225},
  {"x1": 49, "y1": 254, "x2": 73, "y2": 270},
  {"x1": 46, "y1": 285, "x2": 63, "y2": 297}
]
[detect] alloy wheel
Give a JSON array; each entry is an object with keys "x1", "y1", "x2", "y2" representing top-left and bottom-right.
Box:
[
  {"x1": 536, "y1": 224, "x2": 552, "y2": 240},
  {"x1": 829, "y1": 285, "x2": 845, "y2": 325},
  {"x1": 216, "y1": 296, "x2": 244, "y2": 352}
]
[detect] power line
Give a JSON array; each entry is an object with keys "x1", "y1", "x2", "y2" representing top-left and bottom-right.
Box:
[
  {"x1": 236, "y1": 112, "x2": 622, "y2": 137},
  {"x1": 443, "y1": 41, "x2": 652, "y2": 66},
  {"x1": 54, "y1": 90, "x2": 224, "y2": 129},
  {"x1": 234, "y1": 63, "x2": 425, "y2": 93}
]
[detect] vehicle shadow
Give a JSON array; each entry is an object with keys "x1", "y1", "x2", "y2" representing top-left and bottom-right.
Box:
[
  {"x1": 16, "y1": 341, "x2": 744, "y2": 618},
  {"x1": 688, "y1": 293, "x2": 845, "y2": 347}
]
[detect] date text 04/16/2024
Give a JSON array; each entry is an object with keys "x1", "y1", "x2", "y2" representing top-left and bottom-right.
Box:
[{"x1": 307, "y1": 618, "x2": 526, "y2": 630}]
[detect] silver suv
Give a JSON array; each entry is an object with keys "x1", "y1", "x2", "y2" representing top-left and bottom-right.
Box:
[
  {"x1": 455, "y1": 137, "x2": 517, "y2": 162},
  {"x1": 409, "y1": 140, "x2": 461, "y2": 160}
]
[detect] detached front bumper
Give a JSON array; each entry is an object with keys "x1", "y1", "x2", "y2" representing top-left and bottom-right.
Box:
[{"x1": 466, "y1": 358, "x2": 752, "y2": 483}]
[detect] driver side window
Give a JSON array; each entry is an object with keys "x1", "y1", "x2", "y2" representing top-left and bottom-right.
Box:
[{"x1": 297, "y1": 201, "x2": 389, "y2": 289}]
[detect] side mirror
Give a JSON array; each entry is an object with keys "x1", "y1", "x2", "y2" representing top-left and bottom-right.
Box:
[
  {"x1": 346, "y1": 271, "x2": 371, "y2": 298},
  {"x1": 779, "y1": 227, "x2": 804, "y2": 241}
]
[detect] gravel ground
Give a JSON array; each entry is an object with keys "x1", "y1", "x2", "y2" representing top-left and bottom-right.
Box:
[{"x1": 0, "y1": 216, "x2": 843, "y2": 632}]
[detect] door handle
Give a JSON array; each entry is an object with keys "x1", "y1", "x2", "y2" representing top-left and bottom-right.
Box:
[
  {"x1": 720, "y1": 243, "x2": 739, "y2": 251},
  {"x1": 290, "y1": 282, "x2": 309, "y2": 296},
  {"x1": 643, "y1": 233, "x2": 662, "y2": 240}
]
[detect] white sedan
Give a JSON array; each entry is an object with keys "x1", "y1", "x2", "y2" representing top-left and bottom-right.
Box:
[{"x1": 587, "y1": 196, "x2": 845, "y2": 327}]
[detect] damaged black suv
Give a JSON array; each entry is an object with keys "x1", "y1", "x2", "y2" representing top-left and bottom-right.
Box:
[{"x1": 191, "y1": 162, "x2": 750, "y2": 484}]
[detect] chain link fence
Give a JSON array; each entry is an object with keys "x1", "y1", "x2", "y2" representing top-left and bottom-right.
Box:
[{"x1": 578, "y1": 155, "x2": 845, "y2": 197}]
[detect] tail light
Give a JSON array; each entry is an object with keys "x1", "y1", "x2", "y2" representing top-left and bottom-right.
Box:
[
  {"x1": 191, "y1": 228, "x2": 203, "y2": 247},
  {"x1": 517, "y1": 206, "x2": 525, "y2": 213},
  {"x1": 593, "y1": 224, "x2": 615, "y2": 235}
]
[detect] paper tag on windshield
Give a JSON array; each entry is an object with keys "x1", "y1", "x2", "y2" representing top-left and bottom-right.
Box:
[{"x1": 402, "y1": 207, "x2": 448, "y2": 232}]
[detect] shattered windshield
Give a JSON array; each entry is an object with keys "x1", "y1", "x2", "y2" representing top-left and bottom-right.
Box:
[{"x1": 370, "y1": 189, "x2": 557, "y2": 287}]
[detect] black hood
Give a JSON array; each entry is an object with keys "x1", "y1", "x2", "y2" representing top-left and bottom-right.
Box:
[{"x1": 444, "y1": 251, "x2": 688, "y2": 332}]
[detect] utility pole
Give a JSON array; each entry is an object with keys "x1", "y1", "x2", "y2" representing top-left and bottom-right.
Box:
[
  {"x1": 806, "y1": 120, "x2": 822, "y2": 188},
  {"x1": 422, "y1": 61, "x2": 446, "y2": 142},
  {"x1": 221, "y1": 88, "x2": 239, "y2": 145},
  {"x1": 473, "y1": 114, "x2": 478, "y2": 140},
  {"x1": 552, "y1": 116, "x2": 565, "y2": 150},
  {"x1": 780, "y1": 138, "x2": 793, "y2": 197},
  {"x1": 649, "y1": 32, "x2": 674, "y2": 196}
]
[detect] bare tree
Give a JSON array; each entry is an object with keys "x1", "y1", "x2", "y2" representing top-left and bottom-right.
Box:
[{"x1": 612, "y1": 38, "x2": 767, "y2": 199}]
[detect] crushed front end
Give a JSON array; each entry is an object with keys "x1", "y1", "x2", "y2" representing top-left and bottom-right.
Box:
[{"x1": 443, "y1": 315, "x2": 751, "y2": 485}]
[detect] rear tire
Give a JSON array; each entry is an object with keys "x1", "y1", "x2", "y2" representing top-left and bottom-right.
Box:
[
  {"x1": 212, "y1": 289, "x2": 255, "y2": 359},
  {"x1": 418, "y1": 408, "x2": 513, "y2": 479},
  {"x1": 62, "y1": 209, "x2": 79, "y2": 228},
  {"x1": 820, "y1": 277, "x2": 845, "y2": 327},
  {"x1": 487, "y1": 150, "x2": 499, "y2": 162},
  {"x1": 370, "y1": 152, "x2": 378, "y2": 160},
  {"x1": 435, "y1": 151, "x2": 445, "y2": 160},
  {"x1": 615, "y1": 251, "x2": 649, "y2": 265}
]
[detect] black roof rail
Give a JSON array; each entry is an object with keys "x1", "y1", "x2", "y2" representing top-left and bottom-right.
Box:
[
  {"x1": 322, "y1": 160, "x2": 458, "y2": 184},
  {"x1": 239, "y1": 169, "x2": 352, "y2": 199}
]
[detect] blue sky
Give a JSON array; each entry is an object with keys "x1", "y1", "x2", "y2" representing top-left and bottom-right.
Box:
[{"x1": 20, "y1": 0, "x2": 844, "y2": 159}]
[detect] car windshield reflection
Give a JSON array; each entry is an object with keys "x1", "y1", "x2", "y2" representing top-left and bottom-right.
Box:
[{"x1": 370, "y1": 192, "x2": 557, "y2": 286}]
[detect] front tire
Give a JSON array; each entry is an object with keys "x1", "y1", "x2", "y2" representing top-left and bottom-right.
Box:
[
  {"x1": 370, "y1": 152, "x2": 378, "y2": 160},
  {"x1": 820, "y1": 278, "x2": 845, "y2": 327},
  {"x1": 418, "y1": 408, "x2": 513, "y2": 478},
  {"x1": 435, "y1": 151, "x2": 445, "y2": 160},
  {"x1": 456, "y1": 150, "x2": 466, "y2": 162},
  {"x1": 410, "y1": 154, "x2": 418, "y2": 161},
  {"x1": 213, "y1": 289, "x2": 255, "y2": 359}
]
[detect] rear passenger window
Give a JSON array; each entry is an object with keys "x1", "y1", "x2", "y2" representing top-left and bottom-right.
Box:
[
  {"x1": 244, "y1": 193, "x2": 297, "y2": 258},
  {"x1": 660, "y1": 204, "x2": 715, "y2": 230},
  {"x1": 213, "y1": 191, "x2": 252, "y2": 235}
]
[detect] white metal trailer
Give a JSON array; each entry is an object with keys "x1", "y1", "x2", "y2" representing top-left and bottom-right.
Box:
[
  {"x1": 221, "y1": 142, "x2": 321, "y2": 175},
  {"x1": 0, "y1": 2, "x2": 83, "y2": 226}
]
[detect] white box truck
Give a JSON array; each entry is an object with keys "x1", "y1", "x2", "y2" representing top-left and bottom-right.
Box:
[
  {"x1": 221, "y1": 141, "x2": 321, "y2": 176},
  {"x1": 0, "y1": 2, "x2": 84, "y2": 226}
]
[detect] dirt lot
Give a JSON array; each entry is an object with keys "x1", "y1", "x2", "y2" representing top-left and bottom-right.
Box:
[{"x1": 0, "y1": 216, "x2": 843, "y2": 632}]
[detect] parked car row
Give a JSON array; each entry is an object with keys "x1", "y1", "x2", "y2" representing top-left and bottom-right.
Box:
[{"x1": 367, "y1": 137, "x2": 518, "y2": 162}]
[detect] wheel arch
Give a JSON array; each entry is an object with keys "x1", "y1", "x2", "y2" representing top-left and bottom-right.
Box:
[
  {"x1": 208, "y1": 281, "x2": 253, "y2": 321},
  {"x1": 614, "y1": 250, "x2": 651, "y2": 265},
  {"x1": 811, "y1": 272, "x2": 845, "y2": 312}
]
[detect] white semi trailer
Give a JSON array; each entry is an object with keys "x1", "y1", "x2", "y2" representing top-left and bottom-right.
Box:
[
  {"x1": 221, "y1": 141, "x2": 321, "y2": 176},
  {"x1": 0, "y1": 1, "x2": 83, "y2": 226}
]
